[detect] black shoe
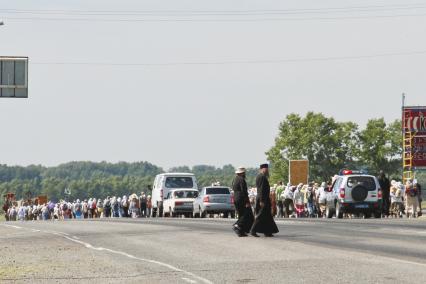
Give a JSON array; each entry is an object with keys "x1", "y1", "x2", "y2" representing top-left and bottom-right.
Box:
[
  {"x1": 264, "y1": 234, "x2": 274, "y2": 238},
  {"x1": 239, "y1": 232, "x2": 248, "y2": 237},
  {"x1": 250, "y1": 232, "x2": 260, "y2": 238},
  {"x1": 233, "y1": 225, "x2": 242, "y2": 236}
]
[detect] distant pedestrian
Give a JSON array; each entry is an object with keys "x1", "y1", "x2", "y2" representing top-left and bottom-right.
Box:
[
  {"x1": 305, "y1": 184, "x2": 315, "y2": 218},
  {"x1": 111, "y1": 197, "x2": 120, "y2": 218},
  {"x1": 87, "y1": 199, "x2": 93, "y2": 218},
  {"x1": 104, "y1": 197, "x2": 112, "y2": 218},
  {"x1": 97, "y1": 199, "x2": 104, "y2": 218},
  {"x1": 283, "y1": 184, "x2": 295, "y2": 218},
  {"x1": 250, "y1": 164, "x2": 279, "y2": 237},
  {"x1": 378, "y1": 171, "x2": 391, "y2": 217},
  {"x1": 117, "y1": 197, "x2": 123, "y2": 218},
  {"x1": 270, "y1": 186, "x2": 277, "y2": 217},
  {"x1": 74, "y1": 199, "x2": 83, "y2": 219},
  {"x1": 318, "y1": 182, "x2": 329, "y2": 218},
  {"x1": 414, "y1": 180, "x2": 422, "y2": 217},
  {"x1": 405, "y1": 181, "x2": 419, "y2": 218},
  {"x1": 139, "y1": 192, "x2": 147, "y2": 218},
  {"x1": 82, "y1": 200, "x2": 89, "y2": 219},
  {"x1": 129, "y1": 194, "x2": 139, "y2": 218},
  {"x1": 92, "y1": 199, "x2": 99, "y2": 217},
  {"x1": 147, "y1": 195, "x2": 153, "y2": 218},
  {"x1": 276, "y1": 182, "x2": 284, "y2": 218},
  {"x1": 232, "y1": 167, "x2": 254, "y2": 237},
  {"x1": 293, "y1": 184, "x2": 305, "y2": 218},
  {"x1": 390, "y1": 181, "x2": 403, "y2": 218},
  {"x1": 122, "y1": 196, "x2": 129, "y2": 217},
  {"x1": 18, "y1": 206, "x2": 25, "y2": 221}
]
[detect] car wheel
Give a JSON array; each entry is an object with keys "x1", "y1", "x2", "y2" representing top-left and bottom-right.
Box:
[
  {"x1": 351, "y1": 185, "x2": 369, "y2": 202},
  {"x1": 171, "y1": 209, "x2": 176, "y2": 218},
  {"x1": 231, "y1": 212, "x2": 236, "y2": 219},
  {"x1": 336, "y1": 203, "x2": 343, "y2": 219},
  {"x1": 200, "y1": 208, "x2": 206, "y2": 218},
  {"x1": 223, "y1": 212, "x2": 229, "y2": 218},
  {"x1": 363, "y1": 212, "x2": 371, "y2": 219},
  {"x1": 374, "y1": 211, "x2": 382, "y2": 219}
]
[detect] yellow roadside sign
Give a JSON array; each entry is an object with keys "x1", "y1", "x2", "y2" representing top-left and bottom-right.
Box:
[{"x1": 289, "y1": 160, "x2": 309, "y2": 185}]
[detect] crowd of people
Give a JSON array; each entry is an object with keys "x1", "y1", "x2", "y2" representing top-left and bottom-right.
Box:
[
  {"x1": 2, "y1": 172, "x2": 423, "y2": 223},
  {"x1": 246, "y1": 181, "x2": 342, "y2": 218},
  {"x1": 245, "y1": 176, "x2": 423, "y2": 219},
  {"x1": 4, "y1": 192, "x2": 153, "y2": 222}
]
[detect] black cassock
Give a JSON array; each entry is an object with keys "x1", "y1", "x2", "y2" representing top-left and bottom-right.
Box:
[
  {"x1": 232, "y1": 175, "x2": 254, "y2": 233},
  {"x1": 250, "y1": 173, "x2": 279, "y2": 235}
]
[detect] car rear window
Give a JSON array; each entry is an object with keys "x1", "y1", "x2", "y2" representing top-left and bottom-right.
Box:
[
  {"x1": 174, "y1": 191, "x2": 199, "y2": 199},
  {"x1": 206, "y1": 187, "x2": 230, "y2": 195},
  {"x1": 165, "y1": 177, "x2": 194, "y2": 188},
  {"x1": 347, "y1": 176, "x2": 376, "y2": 191}
]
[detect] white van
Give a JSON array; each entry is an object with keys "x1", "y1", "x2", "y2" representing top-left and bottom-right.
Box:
[{"x1": 152, "y1": 173, "x2": 198, "y2": 217}]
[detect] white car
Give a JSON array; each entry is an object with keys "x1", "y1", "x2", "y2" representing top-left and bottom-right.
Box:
[
  {"x1": 163, "y1": 189, "x2": 199, "y2": 218},
  {"x1": 326, "y1": 170, "x2": 383, "y2": 218},
  {"x1": 151, "y1": 173, "x2": 198, "y2": 217}
]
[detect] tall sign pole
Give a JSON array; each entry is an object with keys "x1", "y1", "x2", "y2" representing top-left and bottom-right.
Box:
[{"x1": 402, "y1": 94, "x2": 426, "y2": 183}]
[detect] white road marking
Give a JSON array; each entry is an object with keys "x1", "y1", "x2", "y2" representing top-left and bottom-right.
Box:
[
  {"x1": 73, "y1": 236, "x2": 80, "y2": 239},
  {"x1": 2, "y1": 224, "x2": 23, "y2": 229},
  {"x1": 0, "y1": 224, "x2": 212, "y2": 284},
  {"x1": 182, "y1": 277, "x2": 198, "y2": 283},
  {"x1": 60, "y1": 235, "x2": 212, "y2": 284}
]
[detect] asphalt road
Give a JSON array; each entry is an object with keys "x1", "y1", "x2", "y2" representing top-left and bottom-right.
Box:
[{"x1": 1, "y1": 218, "x2": 426, "y2": 283}]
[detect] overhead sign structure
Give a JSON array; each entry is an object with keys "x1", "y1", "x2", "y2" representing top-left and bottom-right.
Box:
[
  {"x1": 403, "y1": 106, "x2": 426, "y2": 169},
  {"x1": 289, "y1": 160, "x2": 309, "y2": 185},
  {"x1": 0, "y1": 56, "x2": 28, "y2": 98}
]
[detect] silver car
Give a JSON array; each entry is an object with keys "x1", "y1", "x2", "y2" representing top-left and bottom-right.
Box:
[{"x1": 193, "y1": 186, "x2": 235, "y2": 218}]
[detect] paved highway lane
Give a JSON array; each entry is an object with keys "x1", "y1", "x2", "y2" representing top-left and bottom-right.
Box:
[{"x1": 1, "y1": 218, "x2": 426, "y2": 283}]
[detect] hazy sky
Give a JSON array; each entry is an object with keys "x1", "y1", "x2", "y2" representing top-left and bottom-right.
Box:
[{"x1": 0, "y1": 0, "x2": 425, "y2": 170}]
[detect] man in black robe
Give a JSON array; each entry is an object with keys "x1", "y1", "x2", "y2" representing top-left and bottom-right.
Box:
[
  {"x1": 250, "y1": 164, "x2": 279, "y2": 237},
  {"x1": 232, "y1": 167, "x2": 254, "y2": 237}
]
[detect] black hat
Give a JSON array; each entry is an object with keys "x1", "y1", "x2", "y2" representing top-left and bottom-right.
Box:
[{"x1": 260, "y1": 163, "x2": 269, "y2": 169}]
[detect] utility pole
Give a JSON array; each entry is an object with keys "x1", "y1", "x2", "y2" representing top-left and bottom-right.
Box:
[{"x1": 402, "y1": 93, "x2": 405, "y2": 109}]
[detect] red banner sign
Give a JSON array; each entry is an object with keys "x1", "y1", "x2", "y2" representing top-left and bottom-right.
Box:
[{"x1": 404, "y1": 107, "x2": 426, "y2": 168}]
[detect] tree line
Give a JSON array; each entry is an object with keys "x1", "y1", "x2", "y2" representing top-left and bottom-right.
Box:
[{"x1": 0, "y1": 162, "x2": 257, "y2": 203}]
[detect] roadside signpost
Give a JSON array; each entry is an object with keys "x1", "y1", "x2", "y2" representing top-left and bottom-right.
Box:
[
  {"x1": 402, "y1": 94, "x2": 426, "y2": 183},
  {"x1": 0, "y1": 56, "x2": 28, "y2": 98}
]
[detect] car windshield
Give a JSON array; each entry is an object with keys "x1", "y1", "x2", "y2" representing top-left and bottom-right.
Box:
[
  {"x1": 173, "y1": 191, "x2": 199, "y2": 199},
  {"x1": 347, "y1": 176, "x2": 376, "y2": 191},
  {"x1": 206, "y1": 187, "x2": 230, "y2": 195},
  {"x1": 165, "y1": 177, "x2": 194, "y2": 188}
]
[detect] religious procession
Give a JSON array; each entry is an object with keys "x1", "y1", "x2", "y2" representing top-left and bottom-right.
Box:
[
  {"x1": 232, "y1": 164, "x2": 423, "y2": 238},
  {"x1": 3, "y1": 193, "x2": 153, "y2": 222}
]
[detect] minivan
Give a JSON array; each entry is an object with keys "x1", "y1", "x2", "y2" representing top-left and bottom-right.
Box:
[{"x1": 151, "y1": 173, "x2": 198, "y2": 217}]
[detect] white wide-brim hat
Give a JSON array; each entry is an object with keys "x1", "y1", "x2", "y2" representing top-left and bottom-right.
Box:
[{"x1": 235, "y1": 167, "x2": 246, "y2": 174}]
